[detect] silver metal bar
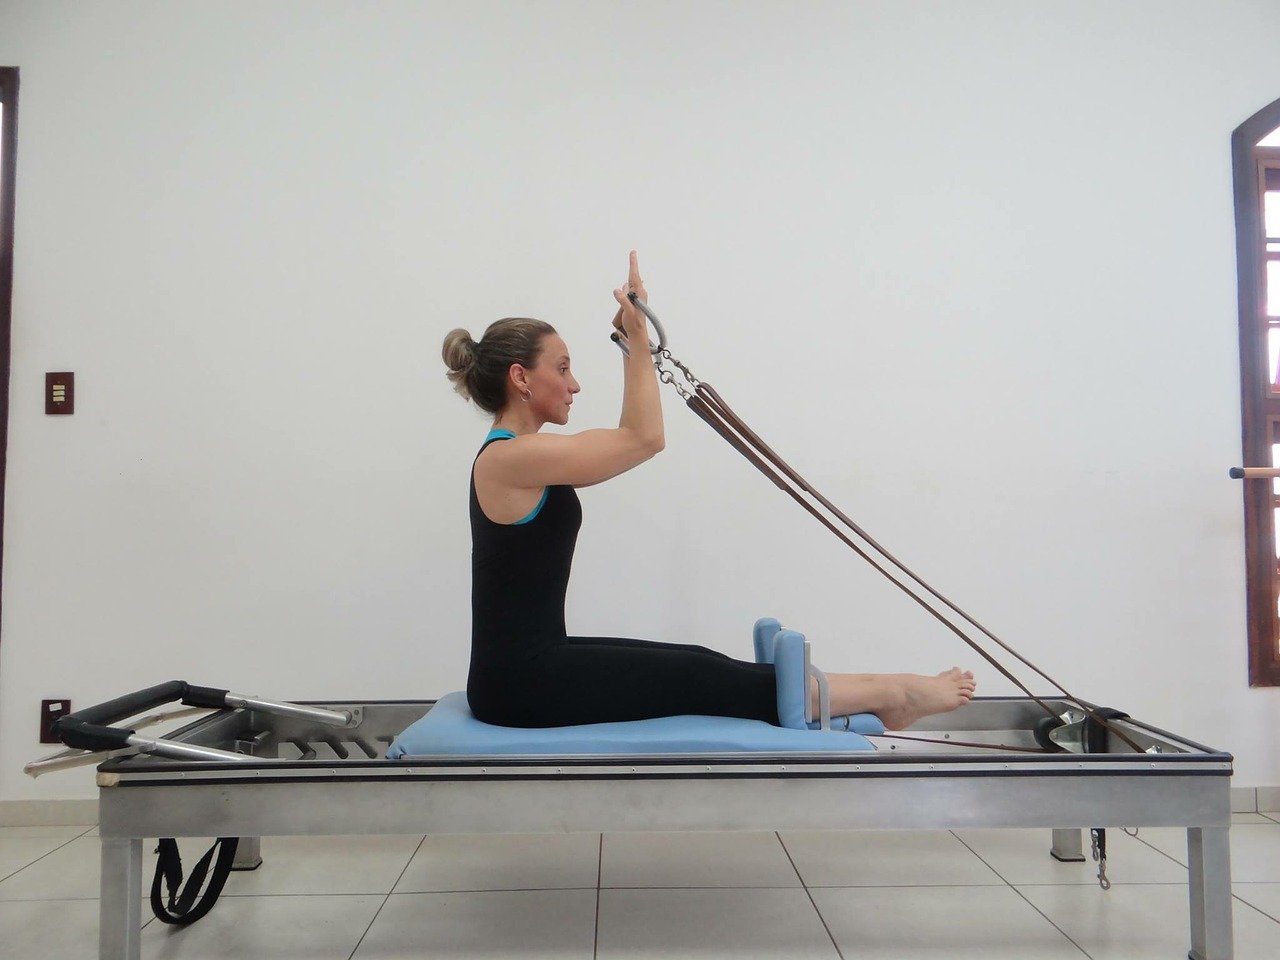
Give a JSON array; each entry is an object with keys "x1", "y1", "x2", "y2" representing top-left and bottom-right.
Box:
[
  {"x1": 24, "y1": 706, "x2": 214, "y2": 778},
  {"x1": 814, "y1": 669, "x2": 831, "y2": 731},
  {"x1": 803, "y1": 640, "x2": 813, "y2": 725},
  {"x1": 611, "y1": 296, "x2": 667, "y2": 356},
  {"x1": 800, "y1": 641, "x2": 831, "y2": 730},
  {"x1": 629, "y1": 297, "x2": 667, "y2": 353},
  {"x1": 98, "y1": 770, "x2": 1229, "y2": 839},
  {"x1": 223, "y1": 693, "x2": 356, "y2": 728},
  {"x1": 24, "y1": 747, "x2": 138, "y2": 778},
  {"x1": 1187, "y1": 825, "x2": 1234, "y2": 960},
  {"x1": 97, "y1": 754, "x2": 1230, "y2": 785},
  {"x1": 123, "y1": 734, "x2": 269, "y2": 764},
  {"x1": 100, "y1": 837, "x2": 142, "y2": 960},
  {"x1": 1049, "y1": 828, "x2": 1085, "y2": 862}
]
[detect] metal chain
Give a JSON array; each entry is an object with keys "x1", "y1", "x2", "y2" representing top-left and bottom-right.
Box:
[
  {"x1": 654, "y1": 349, "x2": 699, "y2": 401},
  {"x1": 653, "y1": 357, "x2": 688, "y2": 400},
  {"x1": 662, "y1": 349, "x2": 701, "y2": 390}
]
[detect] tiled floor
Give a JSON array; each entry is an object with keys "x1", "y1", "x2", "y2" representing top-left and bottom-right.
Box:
[{"x1": 2, "y1": 816, "x2": 1278, "y2": 959}]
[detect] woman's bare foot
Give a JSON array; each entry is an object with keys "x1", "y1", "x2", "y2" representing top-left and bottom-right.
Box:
[
  {"x1": 878, "y1": 668, "x2": 976, "y2": 730},
  {"x1": 812, "y1": 667, "x2": 977, "y2": 729}
]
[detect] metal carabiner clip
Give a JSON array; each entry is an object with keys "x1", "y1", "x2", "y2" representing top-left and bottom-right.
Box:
[{"x1": 610, "y1": 292, "x2": 668, "y2": 357}]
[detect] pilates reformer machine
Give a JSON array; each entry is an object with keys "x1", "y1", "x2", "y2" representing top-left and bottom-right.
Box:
[{"x1": 27, "y1": 297, "x2": 1235, "y2": 960}]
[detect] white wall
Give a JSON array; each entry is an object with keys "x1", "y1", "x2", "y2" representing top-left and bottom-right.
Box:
[{"x1": 2, "y1": 0, "x2": 1279, "y2": 800}]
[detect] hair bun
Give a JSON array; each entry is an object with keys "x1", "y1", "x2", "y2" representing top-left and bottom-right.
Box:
[
  {"x1": 442, "y1": 328, "x2": 477, "y2": 370},
  {"x1": 442, "y1": 328, "x2": 478, "y2": 398}
]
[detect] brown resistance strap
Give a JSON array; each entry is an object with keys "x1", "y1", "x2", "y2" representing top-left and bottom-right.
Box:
[
  {"x1": 616, "y1": 294, "x2": 1141, "y2": 754},
  {"x1": 682, "y1": 380, "x2": 1144, "y2": 754},
  {"x1": 875, "y1": 733, "x2": 1048, "y2": 754}
]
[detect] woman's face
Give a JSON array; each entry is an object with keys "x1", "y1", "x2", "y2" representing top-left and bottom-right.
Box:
[{"x1": 525, "y1": 333, "x2": 580, "y2": 425}]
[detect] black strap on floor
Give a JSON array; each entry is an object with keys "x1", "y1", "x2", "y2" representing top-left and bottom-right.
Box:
[{"x1": 150, "y1": 837, "x2": 240, "y2": 925}]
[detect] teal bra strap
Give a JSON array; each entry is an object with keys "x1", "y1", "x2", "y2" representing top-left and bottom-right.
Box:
[
  {"x1": 481, "y1": 429, "x2": 548, "y2": 525},
  {"x1": 512, "y1": 487, "x2": 549, "y2": 525}
]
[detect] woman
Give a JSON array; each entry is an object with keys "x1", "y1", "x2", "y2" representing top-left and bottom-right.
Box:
[{"x1": 441, "y1": 251, "x2": 976, "y2": 730}]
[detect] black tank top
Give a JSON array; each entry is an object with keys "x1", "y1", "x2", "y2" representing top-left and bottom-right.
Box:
[{"x1": 469, "y1": 430, "x2": 582, "y2": 667}]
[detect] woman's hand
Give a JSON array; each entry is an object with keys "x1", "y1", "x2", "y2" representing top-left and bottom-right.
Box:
[{"x1": 611, "y1": 250, "x2": 649, "y2": 346}]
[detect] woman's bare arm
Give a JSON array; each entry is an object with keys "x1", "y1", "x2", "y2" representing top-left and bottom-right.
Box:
[{"x1": 483, "y1": 251, "x2": 664, "y2": 490}]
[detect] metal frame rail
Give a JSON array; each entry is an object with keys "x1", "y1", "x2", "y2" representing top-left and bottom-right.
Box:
[{"x1": 35, "y1": 693, "x2": 1234, "y2": 960}]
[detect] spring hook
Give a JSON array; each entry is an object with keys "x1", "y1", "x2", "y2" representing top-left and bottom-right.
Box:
[
  {"x1": 655, "y1": 356, "x2": 689, "y2": 400},
  {"x1": 661, "y1": 349, "x2": 701, "y2": 391},
  {"x1": 1090, "y1": 828, "x2": 1111, "y2": 890}
]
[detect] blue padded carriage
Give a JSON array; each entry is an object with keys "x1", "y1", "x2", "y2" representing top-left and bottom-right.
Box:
[
  {"x1": 388, "y1": 620, "x2": 884, "y2": 758},
  {"x1": 388, "y1": 691, "x2": 878, "y2": 757}
]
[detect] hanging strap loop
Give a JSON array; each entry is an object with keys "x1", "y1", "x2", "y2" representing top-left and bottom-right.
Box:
[{"x1": 150, "y1": 837, "x2": 240, "y2": 925}]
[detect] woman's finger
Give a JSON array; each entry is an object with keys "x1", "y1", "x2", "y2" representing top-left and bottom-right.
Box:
[{"x1": 628, "y1": 252, "x2": 647, "y2": 299}]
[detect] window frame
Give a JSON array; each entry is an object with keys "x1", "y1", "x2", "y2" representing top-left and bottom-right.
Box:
[
  {"x1": 0, "y1": 67, "x2": 18, "y2": 654},
  {"x1": 1233, "y1": 96, "x2": 1280, "y2": 687}
]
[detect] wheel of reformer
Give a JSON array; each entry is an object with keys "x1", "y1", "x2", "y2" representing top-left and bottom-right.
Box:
[{"x1": 1034, "y1": 716, "x2": 1065, "y2": 752}]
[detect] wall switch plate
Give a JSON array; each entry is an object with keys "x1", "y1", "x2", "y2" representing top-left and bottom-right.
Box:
[
  {"x1": 40, "y1": 699, "x2": 70, "y2": 743},
  {"x1": 46, "y1": 372, "x2": 74, "y2": 415}
]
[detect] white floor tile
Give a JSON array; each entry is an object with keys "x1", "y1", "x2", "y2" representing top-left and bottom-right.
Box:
[
  {"x1": 0, "y1": 898, "x2": 101, "y2": 960},
  {"x1": 1136, "y1": 823, "x2": 1280, "y2": 882},
  {"x1": 1019, "y1": 882, "x2": 1280, "y2": 960},
  {"x1": 0, "y1": 832, "x2": 422, "y2": 904},
  {"x1": 601, "y1": 831, "x2": 800, "y2": 888},
  {"x1": 1258, "y1": 786, "x2": 1280, "y2": 813},
  {"x1": 780, "y1": 829, "x2": 1002, "y2": 886},
  {"x1": 1235, "y1": 813, "x2": 1274, "y2": 824},
  {"x1": 953, "y1": 827, "x2": 1188, "y2": 885},
  {"x1": 356, "y1": 889, "x2": 596, "y2": 959},
  {"x1": 394, "y1": 832, "x2": 599, "y2": 892},
  {"x1": 140, "y1": 894, "x2": 384, "y2": 960},
  {"x1": 1234, "y1": 882, "x2": 1280, "y2": 921},
  {"x1": 811, "y1": 886, "x2": 1084, "y2": 959},
  {"x1": 0, "y1": 835, "x2": 102, "y2": 900},
  {"x1": 597, "y1": 887, "x2": 838, "y2": 960},
  {"x1": 0, "y1": 835, "x2": 239, "y2": 902},
  {"x1": 0, "y1": 827, "x2": 88, "y2": 883},
  {"x1": 217, "y1": 835, "x2": 422, "y2": 896}
]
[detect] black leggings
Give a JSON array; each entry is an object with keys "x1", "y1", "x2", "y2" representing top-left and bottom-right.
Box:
[{"x1": 467, "y1": 635, "x2": 779, "y2": 728}]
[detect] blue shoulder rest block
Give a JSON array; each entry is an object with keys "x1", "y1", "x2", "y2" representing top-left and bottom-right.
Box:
[{"x1": 387, "y1": 691, "x2": 878, "y2": 758}]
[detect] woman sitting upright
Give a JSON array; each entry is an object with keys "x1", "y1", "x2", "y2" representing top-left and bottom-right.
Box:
[{"x1": 441, "y1": 252, "x2": 976, "y2": 730}]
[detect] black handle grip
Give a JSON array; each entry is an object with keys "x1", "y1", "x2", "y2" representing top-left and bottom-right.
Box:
[{"x1": 53, "y1": 681, "x2": 230, "y2": 752}]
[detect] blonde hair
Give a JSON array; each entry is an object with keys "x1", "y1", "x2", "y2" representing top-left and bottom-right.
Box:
[{"x1": 442, "y1": 317, "x2": 557, "y2": 415}]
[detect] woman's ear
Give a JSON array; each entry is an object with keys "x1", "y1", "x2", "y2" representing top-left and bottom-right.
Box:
[{"x1": 508, "y1": 363, "x2": 529, "y2": 393}]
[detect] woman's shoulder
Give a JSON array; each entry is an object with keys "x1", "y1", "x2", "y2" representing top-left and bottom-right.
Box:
[{"x1": 475, "y1": 427, "x2": 658, "y2": 490}]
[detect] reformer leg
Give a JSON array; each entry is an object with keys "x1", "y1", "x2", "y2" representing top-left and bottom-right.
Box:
[
  {"x1": 100, "y1": 837, "x2": 143, "y2": 960},
  {"x1": 1049, "y1": 828, "x2": 1085, "y2": 862},
  {"x1": 233, "y1": 836, "x2": 263, "y2": 870},
  {"x1": 1187, "y1": 826, "x2": 1233, "y2": 960}
]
